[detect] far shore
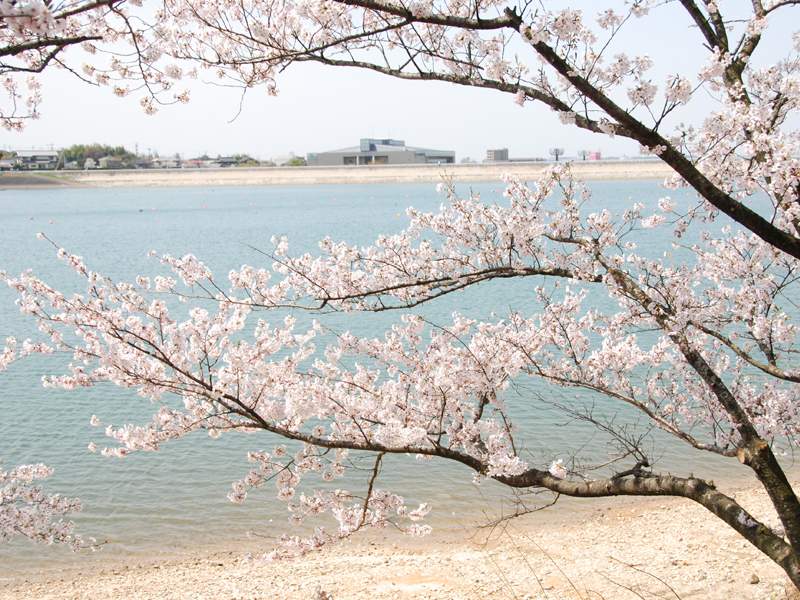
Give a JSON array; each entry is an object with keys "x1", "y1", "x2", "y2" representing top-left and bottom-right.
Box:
[{"x1": 1, "y1": 160, "x2": 675, "y2": 190}]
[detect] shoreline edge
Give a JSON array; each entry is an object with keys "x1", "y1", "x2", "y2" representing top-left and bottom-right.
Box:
[{"x1": 1, "y1": 160, "x2": 675, "y2": 190}]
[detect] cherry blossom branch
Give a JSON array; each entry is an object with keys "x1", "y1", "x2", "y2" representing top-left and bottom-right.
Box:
[
  {"x1": 292, "y1": 53, "x2": 635, "y2": 139},
  {"x1": 0, "y1": 34, "x2": 100, "y2": 59},
  {"x1": 676, "y1": 0, "x2": 721, "y2": 51},
  {"x1": 0, "y1": 462, "x2": 87, "y2": 550},
  {"x1": 511, "y1": 14, "x2": 800, "y2": 261},
  {"x1": 690, "y1": 320, "x2": 800, "y2": 383}
]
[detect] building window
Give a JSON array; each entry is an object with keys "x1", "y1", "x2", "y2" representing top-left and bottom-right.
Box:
[
  {"x1": 343, "y1": 156, "x2": 357, "y2": 165},
  {"x1": 373, "y1": 156, "x2": 388, "y2": 164}
]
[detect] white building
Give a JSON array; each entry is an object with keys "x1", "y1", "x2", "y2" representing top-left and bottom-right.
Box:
[
  {"x1": 14, "y1": 150, "x2": 60, "y2": 170},
  {"x1": 307, "y1": 139, "x2": 455, "y2": 166}
]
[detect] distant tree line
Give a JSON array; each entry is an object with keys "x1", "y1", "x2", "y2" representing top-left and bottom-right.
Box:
[
  {"x1": 47, "y1": 145, "x2": 298, "y2": 169},
  {"x1": 62, "y1": 144, "x2": 137, "y2": 168}
]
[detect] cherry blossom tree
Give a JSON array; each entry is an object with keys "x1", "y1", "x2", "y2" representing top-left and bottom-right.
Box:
[
  {"x1": 0, "y1": 0, "x2": 189, "y2": 130},
  {"x1": 0, "y1": 360, "x2": 87, "y2": 551},
  {"x1": 0, "y1": 461, "x2": 85, "y2": 549},
  {"x1": 3, "y1": 0, "x2": 800, "y2": 591}
]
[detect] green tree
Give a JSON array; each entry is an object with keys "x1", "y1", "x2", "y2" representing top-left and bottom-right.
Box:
[{"x1": 62, "y1": 144, "x2": 136, "y2": 168}]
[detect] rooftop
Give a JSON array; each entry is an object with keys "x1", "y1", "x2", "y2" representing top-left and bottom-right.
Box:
[{"x1": 323, "y1": 138, "x2": 452, "y2": 155}]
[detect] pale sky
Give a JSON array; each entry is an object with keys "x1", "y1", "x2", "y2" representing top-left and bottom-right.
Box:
[{"x1": 3, "y1": 1, "x2": 798, "y2": 163}]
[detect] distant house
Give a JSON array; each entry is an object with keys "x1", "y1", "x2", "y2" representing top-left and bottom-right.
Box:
[
  {"x1": 181, "y1": 159, "x2": 211, "y2": 168},
  {"x1": 14, "y1": 150, "x2": 60, "y2": 170},
  {"x1": 589, "y1": 151, "x2": 602, "y2": 160},
  {"x1": 217, "y1": 157, "x2": 251, "y2": 167},
  {"x1": 273, "y1": 153, "x2": 298, "y2": 167},
  {"x1": 151, "y1": 157, "x2": 180, "y2": 169},
  {"x1": 307, "y1": 139, "x2": 455, "y2": 166},
  {"x1": 182, "y1": 159, "x2": 238, "y2": 168},
  {"x1": 98, "y1": 156, "x2": 124, "y2": 169}
]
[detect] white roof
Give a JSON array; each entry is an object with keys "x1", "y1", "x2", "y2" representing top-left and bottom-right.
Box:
[
  {"x1": 15, "y1": 150, "x2": 60, "y2": 157},
  {"x1": 323, "y1": 143, "x2": 453, "y2": 155}
]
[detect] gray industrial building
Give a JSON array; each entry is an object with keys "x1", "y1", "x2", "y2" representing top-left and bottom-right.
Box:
[
  {"x1": 485, "y1": 148, "x2": 509, "y2": 162},
  {"x1": 307, "y1": 139, "x2": 455, "y2": 166}
]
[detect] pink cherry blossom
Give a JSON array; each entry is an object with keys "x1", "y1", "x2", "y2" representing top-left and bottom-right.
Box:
[{"x1": 0, "y1": 462, "x2": 86, "y2": 550}]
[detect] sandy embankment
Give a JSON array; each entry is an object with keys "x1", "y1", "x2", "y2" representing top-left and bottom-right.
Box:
[
  {"x1": 1, "y1": 160, "x2": 675, "y2": 190},
  {"x1": 0, "y1": 481, "x2": 795, "y2": 600}
]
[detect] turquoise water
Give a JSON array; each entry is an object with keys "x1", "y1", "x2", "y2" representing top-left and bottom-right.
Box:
[{"x1": 0, "y1": 179, "x2": 772, "y2": 572}]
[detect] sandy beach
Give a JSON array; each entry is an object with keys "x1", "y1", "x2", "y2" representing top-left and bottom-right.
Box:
[
  {"x1": 0, "y1": 481, "x2": 794, "y2": 600},
  {"x1": 0, "y1": 161, "x2": 675, "y2": 190}
]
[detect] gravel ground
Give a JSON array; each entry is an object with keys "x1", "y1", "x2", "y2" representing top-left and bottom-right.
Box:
[{"x1": 1, "y1": 482, "x2": 796, "y2": 600}]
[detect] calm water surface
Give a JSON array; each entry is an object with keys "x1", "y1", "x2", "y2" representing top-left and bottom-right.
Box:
[{"x1": 0, "y1": 179, "x2": 779, "y2": 572}]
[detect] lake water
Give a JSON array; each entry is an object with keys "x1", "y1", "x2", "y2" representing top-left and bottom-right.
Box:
[{"x1": 0, "y1": 179, "x2": 779, "y2": 573}]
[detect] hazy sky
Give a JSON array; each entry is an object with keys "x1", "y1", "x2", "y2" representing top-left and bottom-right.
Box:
[{"x1": 3, "y1": 1, "x2": 798, "y2": 162}]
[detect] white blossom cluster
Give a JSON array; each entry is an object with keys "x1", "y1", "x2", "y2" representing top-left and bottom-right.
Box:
[{"x1": 0, "y1": 462, "x2": 85, "y2": 550}]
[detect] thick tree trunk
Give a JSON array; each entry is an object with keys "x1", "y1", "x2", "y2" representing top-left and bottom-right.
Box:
[{"x1": 495, "y1": 468, "x2": 800, "y2": 589}]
